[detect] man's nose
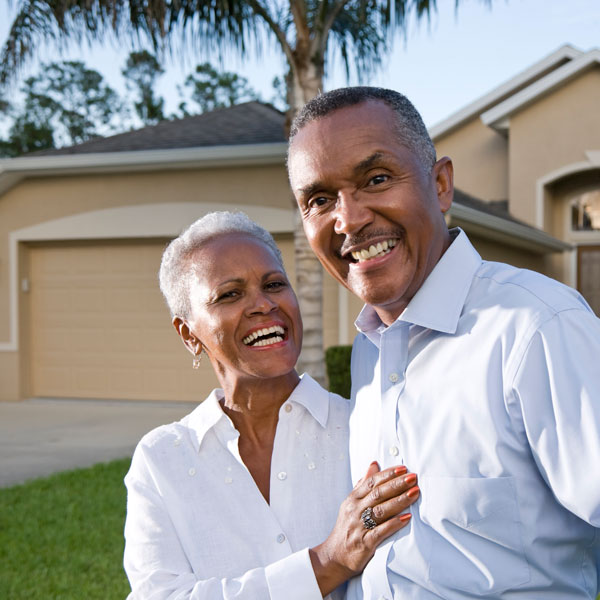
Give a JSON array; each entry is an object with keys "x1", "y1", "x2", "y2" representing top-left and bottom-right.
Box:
[{"x1": 333, "y1": 191, "x2": 373, "y2": 235}]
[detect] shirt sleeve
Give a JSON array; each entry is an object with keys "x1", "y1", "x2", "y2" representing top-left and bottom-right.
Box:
[
  {"x1": 511, "y1": 308, "x2": 600, "y2": 525},
  {"x1": 124, "y1": 459, "x2": 323, "y2": 600}
]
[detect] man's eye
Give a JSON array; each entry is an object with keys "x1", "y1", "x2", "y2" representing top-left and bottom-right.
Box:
[
  {"x1": 368, "y1": 174, "x2": 389, "y2": 186},
  {"x1": 308, "y1": 196, "x2": 330, "y2": 209}
]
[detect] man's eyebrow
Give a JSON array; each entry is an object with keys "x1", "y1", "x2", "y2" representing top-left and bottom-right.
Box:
[
  {"x1": 297, "y1": 182, "x2": 324, "y2": 199},
  {"x1": 354, "y1": 152, "x2": 384, "y2": 174}
]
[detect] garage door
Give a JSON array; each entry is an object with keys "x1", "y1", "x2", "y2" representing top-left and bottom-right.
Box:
[{"x1": 28, "y1": 240, "x2": 219, "y2": 402}]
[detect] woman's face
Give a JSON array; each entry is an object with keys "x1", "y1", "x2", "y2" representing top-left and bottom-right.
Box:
[{"x1": 181, "y1": 233, "x2": 302, "y2": 384}]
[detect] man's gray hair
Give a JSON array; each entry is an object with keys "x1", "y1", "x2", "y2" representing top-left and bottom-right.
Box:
[
  {"x1": 289, "y1": 87, "x2": 436, "y2": 170},
  {"x1": 159, "y1": 211, "x2": 284, "y2": 319}
]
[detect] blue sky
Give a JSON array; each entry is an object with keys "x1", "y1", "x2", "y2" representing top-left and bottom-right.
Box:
[{"x1": 1, "y1": 0, "x2": 599, "y2": 129}]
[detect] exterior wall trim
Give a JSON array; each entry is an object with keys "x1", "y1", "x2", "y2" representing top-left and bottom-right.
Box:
[
  {"x1": 449, "y1": 201, "x2": 571, "y2": 253},
  {"x1": 0, "y1": 202, "x2": 295, "y2": 352},
  {"x1": 0, "y1": 142, "x2": 288, "y2": 195},
  {"x1": 481, "y1": 50, "x2": 600, "y2": 131},
  {"x1": 535, "y1": 153, "x2": 600, "y2": 229},
  {"x1": 429, "y1": 44, "x2": 581, "y2": 140}
]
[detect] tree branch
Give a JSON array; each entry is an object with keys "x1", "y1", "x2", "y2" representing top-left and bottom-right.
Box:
[{"x1": 244, "y1": 0, "x2": 295, "y2": 67}]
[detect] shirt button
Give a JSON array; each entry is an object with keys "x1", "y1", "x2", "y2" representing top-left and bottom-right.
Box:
[
  {"x1": 277, "y1": 471, "x2": 287, "y2": 480},
  {"x1": 173, "y1": 438, "x2": 181, "y2": 446},
  {"x1": 188, "y1": 468, "x2": 196, "y2": 476},
  {"x1": 276, "y1": 533, "x2": 286, "y2": 543},
  {"x1": 224, "y1": 477, "x2": 233, "y2": 484},
  {"x1": 389, "y1": 446, "x2": 399, "y2": 457},
  {"x1": 389, "y1": 372, "x2": 399, "y2": 383},
  {"x1": 284, "y1": 404, "x2": 292, "y2": 413},
  {"x1": 307, "y1": 462, "x2": 316, "y2": 470}
]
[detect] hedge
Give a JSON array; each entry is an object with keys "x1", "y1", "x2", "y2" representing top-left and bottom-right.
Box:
[{"x1": 325, "y1": 345, "x2": 353, "y2": 398}]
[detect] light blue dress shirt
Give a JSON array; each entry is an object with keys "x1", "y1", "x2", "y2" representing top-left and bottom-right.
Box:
[{"x1": 346, "y1": 229, "x2": 600, "y2": 599}]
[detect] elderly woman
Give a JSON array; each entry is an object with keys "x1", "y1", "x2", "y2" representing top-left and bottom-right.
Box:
[{"x1": 123, "y1": 211, "x2": 419, "y2": 599}]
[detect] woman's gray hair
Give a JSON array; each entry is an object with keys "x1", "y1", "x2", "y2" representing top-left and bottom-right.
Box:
[{"x1": 159, "y1": 211, "x2": 284, "y2": 319}]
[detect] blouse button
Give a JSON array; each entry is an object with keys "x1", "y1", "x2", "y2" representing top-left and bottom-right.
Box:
[
  {"x1": 284, "y1": 404, "x2": 292, "y2": 413},
  {"x1": 188, "y1": 468, "x2": 196, "y2": 476},
  {"x1": 389, "y1": 372, "x2": 399, "y2": 383},
  {"x1": 277, "y1": 471, "x2": 287, "y2": 480},
  {"x1": 389, "y1": 446, "x2": 399, "y2": 457},
  {"x1": 307, "y1": 462, "x2": 316, "y2": 470},
  {"x1": 276, "y1": 533, "x2": 286, "y2": 544}
]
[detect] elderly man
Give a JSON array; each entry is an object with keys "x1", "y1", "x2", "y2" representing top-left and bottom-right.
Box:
[{"x1": 287, "y1": 87, "x2": 600, "y2": 599}]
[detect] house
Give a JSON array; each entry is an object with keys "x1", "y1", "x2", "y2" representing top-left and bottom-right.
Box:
[
  {"x1": 435, "y1": 44, "x2": 600, "y2": 312},
  {"x1": 0, "y1": 44, "x2": 597, "y2": 403}
]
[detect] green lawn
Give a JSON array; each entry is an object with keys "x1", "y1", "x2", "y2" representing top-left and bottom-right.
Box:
[{"x1": 0, "y1": 458, "x2": 132, "y2": 600}]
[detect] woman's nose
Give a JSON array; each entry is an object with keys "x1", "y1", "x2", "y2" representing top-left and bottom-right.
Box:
[{"x1": 248, "y1": 291, "x2": 277, "y2": 315}]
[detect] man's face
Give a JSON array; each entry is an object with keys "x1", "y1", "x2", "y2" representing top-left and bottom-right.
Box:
[{"x1": 288, "y1": 100, "x2": 454, "y2": 325}]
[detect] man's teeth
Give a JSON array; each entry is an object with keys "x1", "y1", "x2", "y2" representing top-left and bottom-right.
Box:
[
  {"x1": 351, "y1": 239, "x2": 397, "y2": 263},
  {"x1": 243, "y1": 325, "x2": 285, "y2": 346}
]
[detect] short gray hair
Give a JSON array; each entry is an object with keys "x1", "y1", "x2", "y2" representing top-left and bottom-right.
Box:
[
  {"x1": 289, "y1": 87, "x2": 436, "y2": 170},
  {"x1": 159, "y1": 211, "x2": 284, "y2": 319}
]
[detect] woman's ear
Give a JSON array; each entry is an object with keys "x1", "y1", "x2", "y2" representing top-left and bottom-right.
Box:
[{"x1": 173, "y1": 316, "x2": 203, "y2": 356}]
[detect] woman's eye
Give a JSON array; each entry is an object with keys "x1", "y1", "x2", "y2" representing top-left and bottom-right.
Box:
[
  {"x1": 265, "y1": 280, "x2": 287, "y2": 291},
  {"x1": 217, "y1": 290, "x2": 239, "y2": 301},
  {"x1": 368, "y1": 174, "x2": 389, "y2": 186}
]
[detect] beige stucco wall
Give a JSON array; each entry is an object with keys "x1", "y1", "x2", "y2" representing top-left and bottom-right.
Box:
[
  {"x1": 0, "y1": 165, "x2": 309, "y2": 401},
  {"x1": 467, "y1": 233, "x2": 547, "y2": 274},
  {"x1": 0, "y1": 165, "x2": 293, "y2": 340},
  {"x1": 509, "y1": 67, "x2": 600, "y2": 226},
  {"x1": 434, "y1": 116, "x2": 508, "y2": 202}
]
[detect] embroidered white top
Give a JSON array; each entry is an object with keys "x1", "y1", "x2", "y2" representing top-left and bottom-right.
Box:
[{"x1": 124, "y1": 373, "x2": 351, "y2": 600}]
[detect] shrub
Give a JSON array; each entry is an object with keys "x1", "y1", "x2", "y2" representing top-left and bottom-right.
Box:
[{"x1": 325, "y1": 345, "x2": 352, "y2": 398}]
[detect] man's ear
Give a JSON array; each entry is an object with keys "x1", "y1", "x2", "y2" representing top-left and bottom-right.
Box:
[
  {"x1": 173, "y1": 316, "x2": 202, "y2": 356},
  {"x1": 433, "y1": 156, "x2": 454, "y2": 214}
]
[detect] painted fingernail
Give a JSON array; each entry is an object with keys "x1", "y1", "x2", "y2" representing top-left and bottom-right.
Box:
[
  {"x1": 404, "y1": 473, "x2": 417, "y2": 486},
  {"x1": 406, "y1": 485, "x2": 420, "y2": 499},
  {"x1": 399, "y1": 513, "x2": 412, "y2": 523},
  {"x1": 394, "y1": 466, "x2": 407, "y2": 475}
]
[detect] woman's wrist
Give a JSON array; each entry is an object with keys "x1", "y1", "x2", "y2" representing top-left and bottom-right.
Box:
[{"x1": 309, "y1": 542, "x2": 354, "y2": 597}]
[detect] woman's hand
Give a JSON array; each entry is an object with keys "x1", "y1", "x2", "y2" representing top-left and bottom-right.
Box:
[{"x1": 309, "y1": 461, "x2": 419, "y2": 596}]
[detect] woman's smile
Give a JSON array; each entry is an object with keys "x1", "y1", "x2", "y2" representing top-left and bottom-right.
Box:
[{"x1": 184, "y1": 232, "x2": 303, "y2": 384}]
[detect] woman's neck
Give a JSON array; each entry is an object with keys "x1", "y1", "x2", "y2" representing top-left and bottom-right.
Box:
[
  {"x1": 219, "y1": 370, "x2": 300, "y2": 442},
  {"x1": 218, "y1": 370, "x2": 300, "y2": 504}
]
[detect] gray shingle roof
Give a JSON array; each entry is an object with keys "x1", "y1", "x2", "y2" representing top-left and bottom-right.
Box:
[{"x1": 34, "y1": 101, "x2": 286, "y2": 156}]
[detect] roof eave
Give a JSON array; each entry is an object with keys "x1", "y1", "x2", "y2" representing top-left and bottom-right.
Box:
[
  {"x1": 430, "y1": 44, "x2": 582, "y2": 140},
  {"x1": 0, "y1": 142, "x2": 289, "y2": 195},
  {"x1": 448, "y1": 202, "x2": 571, "y2": 254},
  {"x1": 481, "y1": 50, "x2": 600, "y2": 131}
]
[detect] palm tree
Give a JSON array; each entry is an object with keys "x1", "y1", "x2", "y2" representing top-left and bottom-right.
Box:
[{"x1": 0, "y1": 0, "x2": 444, "y2": 384}]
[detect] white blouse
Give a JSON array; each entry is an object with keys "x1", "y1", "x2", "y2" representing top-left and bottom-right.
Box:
[{"x1": 124, "y1": 374, "x2": 352, "y2": 599}]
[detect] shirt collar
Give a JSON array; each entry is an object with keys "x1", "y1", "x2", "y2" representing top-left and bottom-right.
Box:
[
  {"x1": 355, "y1": 228, "x2": 482, "y2": 339},
  {"x1": 185, "y1": 373, "x2": 331, "y2": 452},
  {"x1": 287, "y1": 373, "x2": 330, "y2": 428},
  {"x1": 186, "y1": 388, "x2": 228, "y2": 453}
]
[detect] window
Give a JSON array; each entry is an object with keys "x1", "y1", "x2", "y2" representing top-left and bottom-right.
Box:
[{"x1": 571, "y1": 190, "x2": 600, "y2": 231}]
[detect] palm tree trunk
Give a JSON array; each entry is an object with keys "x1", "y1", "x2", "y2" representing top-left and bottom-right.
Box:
[{"x1": 287, "y1": 59, "x2": 327, "y2": 385}]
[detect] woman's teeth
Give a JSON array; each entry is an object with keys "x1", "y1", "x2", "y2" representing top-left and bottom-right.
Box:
[
  {"x1": 351, "y1": 239, "x2": 397, "y2": 263},
  {"x1": 243, "y1": 325, "x2": 285, "y2": 346}
]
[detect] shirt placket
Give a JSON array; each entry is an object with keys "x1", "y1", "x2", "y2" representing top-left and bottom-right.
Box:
[{"x1": 378, "y1": 321, "x2": 410, "y2": 470}]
